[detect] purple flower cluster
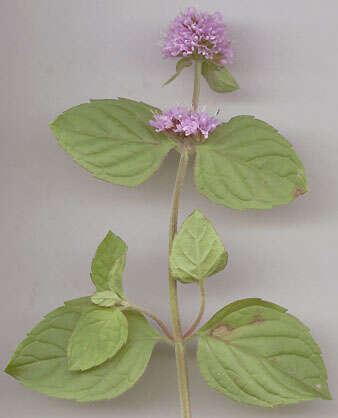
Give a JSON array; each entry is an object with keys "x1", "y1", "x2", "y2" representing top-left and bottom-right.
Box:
[
  {"x1": 162, "y1": 7, "x2": 233, "y2": 65},
  {"x1": 149, "y1": 107, "x2": 219, "y2": 139}
]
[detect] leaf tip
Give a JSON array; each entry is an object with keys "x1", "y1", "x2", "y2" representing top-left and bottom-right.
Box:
[
  {"x1": 49, "y1": 120, "x2": 56, "y2": 131},
  {"x1": 191, "y1": 208, "x2": 204, "y2": 218},
  {"x1": 4, "y1": 364, "x2": 13, "y2": 376}
]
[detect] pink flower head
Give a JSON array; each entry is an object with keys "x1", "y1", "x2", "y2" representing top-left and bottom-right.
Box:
[
  {"x1": 162, "y1": 7, "x2": 233, "y2": 65},
  {"x1": 149, "y1": 107, "x2": 219, "y2": 139}
]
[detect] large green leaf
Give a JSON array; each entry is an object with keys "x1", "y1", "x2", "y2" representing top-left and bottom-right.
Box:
[
  {"x1": 202, "y1": 62, "x2": 239, "y2": 93},
  {"x1": 170, "y1": 210, "x2": 228, "y2": 284},
  {"x1": 50, "y1": 98, "x2": 175, "y2": 186},
  {"x1": 5, "y1": 298, "x2": 161, "y2": 401},
  {"x1": 67, "y1": 305, "x2": 128, "y2": 371},
  {"x1": 196, "y1": 298, "x2": 331, "y2": 407},
  {"x1": 195, "y1": 116, "x2": 308, "y2": 210},
  {"x1": 91, "y1": 231, "x2": 127, "y2": 297}
]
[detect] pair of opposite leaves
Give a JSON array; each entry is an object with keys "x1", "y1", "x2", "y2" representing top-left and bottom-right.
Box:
[
  {"x1": 49, "y1": 97, "x2": 308, "y2": 211},
  {"x1": 164, "y1": 57, "x2": 239, "y2": 93},
  {"x1": 6, "y1": 223, "x2": 331, "y2": 405},
  {"x1": 68, "y1": 208, "x2": 227, "y2": 372}
]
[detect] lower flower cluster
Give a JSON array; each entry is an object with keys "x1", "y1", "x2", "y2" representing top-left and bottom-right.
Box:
[{"x1": 149, "y1": 107, "x2": 219, "y2": 139}]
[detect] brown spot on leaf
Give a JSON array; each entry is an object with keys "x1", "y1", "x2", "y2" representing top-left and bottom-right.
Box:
[
  {"x1": 211, "y1": 324, "x2": 234, "y2": 337},
  {"x1": 289, "y1": 368, "x2": 295, "y2": 374},
  {"x1": 270, "y1": 357, "x2": 278, "y2": 362},
  {"x1": 293, "y1": 187, "x2": 305, "y2": 198},
  {"x1": 249, "y1": 315, "x2": 264, "y2": 325}
]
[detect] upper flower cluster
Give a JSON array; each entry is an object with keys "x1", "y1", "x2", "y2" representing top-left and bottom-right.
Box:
[
  {"x1": 162, "y1": 7, "x2": 233, "y2": 65},
  {"x1": 150, "y1": 107, "x2": 219, "y2": 139}
]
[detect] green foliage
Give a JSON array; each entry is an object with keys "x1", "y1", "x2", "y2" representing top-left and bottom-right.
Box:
[
  {"x1": 91, "y1": 290, "x2": 122, "y2": 307},
  {"x1": 5, "y1": 298, "x2": 161, "y2": 401},
  {"x1": 91, "y1": 231, "x2": 127, "y2": 298},
  {"x1": 196, "y1": 298, "x2": 331, "y2": 407},
  {"x1": 67, "y1": 305, "x2": 128, "y2": 371},
  {"x1": 163, "y1": 57, "x2": 193, "y2": 86},
  {"x1": 202, "y1": 62, "x2": 239, "y2": 93},
  {"x1": 50, "y1": 98, "x2": 175, "y2": 187},
  {"x1": 195, "y1": 116, "x2": 308, "y2": 210},
  {"x1": 170, "y1": 210, "x2": 228, "y2": 284},
  {"x1": 6, "y1": 9, "x2": 330, "y2": 415}
]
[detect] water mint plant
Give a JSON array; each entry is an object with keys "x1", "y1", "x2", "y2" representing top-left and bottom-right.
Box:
[{"x1": 5, "y1": 7, "x2": 331, "y2": 418}]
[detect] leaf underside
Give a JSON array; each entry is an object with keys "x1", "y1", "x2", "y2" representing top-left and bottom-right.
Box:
[
  {"x1": 195, "y1": 116, "x2": 308, "y2": 210},
  {"x1": 5, "y1": 297, "x2": 160, "y2": 402},
  {"x1": 202, "y1": 61, "x2": 239, "y2": 93},
  {"x1": 196, "y1": 298, "x2": 331, "y2": 407},
  {"x1": 91, "y1": 231, "x2": 127, "y2": 297},
  {"x1": 67, "y1": 305, "x2": 128, "y2": 371},
  {"x1": 50, "y1": 98, "x2": 175, "y2": 187},
  {"x1": 170, "y1": 209, "x2": 228, "y2": 283}
]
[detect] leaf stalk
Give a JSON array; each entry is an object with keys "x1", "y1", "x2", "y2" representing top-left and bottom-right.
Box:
[
  {"x1": 183, "y1": 281, "x2": 206, "y2": 339},
  {"x1": 125, "y1": 305, "x2": 174, "y2": 343}
]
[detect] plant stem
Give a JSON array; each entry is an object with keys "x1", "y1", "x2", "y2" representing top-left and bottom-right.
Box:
[
  {"x1": 192, "y1": 59, "x2": 202, "y2": 112},
  {"x1": 169, "y1": 150, "x2": 189, "y2": 250},
  {"x1": 183, "y1": 281, "x2": 206, "y2": 339},
  {"x1": 169, "y1": 56, "x2": 203, "y2": 418},
  {"x1": 168, "y1": 148, "x2": 191, "y2": 418}
]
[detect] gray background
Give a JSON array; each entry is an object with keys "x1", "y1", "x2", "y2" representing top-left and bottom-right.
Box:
[{"x1": 1, "y1": 0, "x2": 337, "y2": 417}]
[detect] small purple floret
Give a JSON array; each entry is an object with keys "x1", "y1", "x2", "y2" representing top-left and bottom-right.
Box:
[
  {"x1": 150, "y1": 107, "x2": 219, "y2": 139},
  {"x1": 162, "y1": 7, "x2": 233, "y2": 65}
]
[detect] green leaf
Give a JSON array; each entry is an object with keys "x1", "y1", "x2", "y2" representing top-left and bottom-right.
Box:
[
  {"x1": 5, "y1": 298, "x2": 161, "y2": 402},
  {"x1": 163, "y1": 57, "x2": 193, "y2": 86},
  {"x1": 195, "y1": 116, "x2": 308, "y2": 210},
  {"x1": 91, "y1": 290, "x2": 122, "y2": 307},
  {"x1": 50, "y1": 98, "x2": 175, "y2": 187},
  {"x1": 170, "y1": 210, "x2": 228, "y2": 284},
  {"x1": 202, "y1": 61, "x2": 239, "y2": 93},
  {"x1": 91, "y1": 231, "x2": 127, "y2": 298},
  {"x1": 67, "y1": 305, "x2": 128, "y2": 371},
  {"x1": 196, "y1": 298, "x2": 331, "y2": 407}
]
